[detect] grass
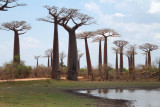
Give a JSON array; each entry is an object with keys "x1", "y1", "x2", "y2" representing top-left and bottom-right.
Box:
[{"x1": 0, "y1": 79, "x2": 160, "y2": 107}]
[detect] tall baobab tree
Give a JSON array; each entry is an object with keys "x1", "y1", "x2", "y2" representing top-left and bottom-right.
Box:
[
  {"x1": 139, "y1": 43, "x2": 158, "y2": 66},
  {"x1": 34, "y1": 56, "x2": 40, "y2": 67},
  {"x1": 38, "y1": 6, "x2": 68, "y2": 80},
  {"x1": 112, "y1": 47, "x2": 119, "y2": 74},
  {"x1": 57, "y1": 8, "x2": 94, "y2": 80},
  {"x1": 92, "y1": 37, "x2": 104, "y2": 75},
  {"x1": 113, "y1": 40, "x2": 128, "y2": 74},
  {"x1": 59, "y1": 51, "x2": 66, "y2": 71},
  {"x1": 0, "y1": 0, "x2": 26, "y2": 11},
  {"x1": 126, "y1": 45, "x2": 136, "y2": 79},
  {"x1": 78, "y1": 53, "x2": 84, "y2": 72},
  {"x1": 0, "y1": 21, "x2": 31, "y2": 64},
  {"x1": 77, "y1": 31, "x2": 95, "y2": 76},
  {"x1": 95, "y1": 29, "x2": 120, "y2": 79}
]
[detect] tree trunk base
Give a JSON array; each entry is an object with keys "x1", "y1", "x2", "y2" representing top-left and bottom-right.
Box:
[{"x1": 52, "y1": 71, "x2": 61, "y2": 80}]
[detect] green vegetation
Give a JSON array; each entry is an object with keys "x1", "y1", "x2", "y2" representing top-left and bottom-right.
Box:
[{"x1": 0, "y1": 80, "x2": 160, "y2": 107}]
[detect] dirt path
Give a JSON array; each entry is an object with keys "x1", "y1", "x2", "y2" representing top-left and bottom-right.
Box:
[{"x1": 0, "y1": 78, "x2": 49, "y2": 82}]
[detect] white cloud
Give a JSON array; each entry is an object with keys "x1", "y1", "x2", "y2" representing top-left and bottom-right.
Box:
[
  {"x1": 148, "y1": 1, "x2": 160, "y2": 14},
  {"x1": 99, "y1": 0, "x2": 115, "y2": 3},
  {"x1": 113, "y1": 13, "x2": 125, "y2": 17},
  {"x1": 21, "y1": 37, "x2": 40, "y2": 49}
]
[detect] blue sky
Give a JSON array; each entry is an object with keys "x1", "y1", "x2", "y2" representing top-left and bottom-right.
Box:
[{"x1": 0, "y1": 0, "x2": 160, "y2": 68}]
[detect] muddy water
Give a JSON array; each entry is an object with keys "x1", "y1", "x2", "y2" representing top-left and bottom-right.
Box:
[{"x1": 78, "y1": 88, "x2": 160, "y2": 107}]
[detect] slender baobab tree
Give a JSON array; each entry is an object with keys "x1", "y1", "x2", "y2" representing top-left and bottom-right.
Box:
[
  {"x1": 92, "y1": 37, "x2": 104, "y2": 75},
  {"x1": 34, "y1": 56, "x2": 40, "y2": 67},
  {"x1": 44, "y1": 49, "x2": 51, "y2": 68},
  {"x1": 139, "y1": 43, "x2": 158, "y2": 66},
  {"x1": 0, "y1": 21, "x2": 31, "y2": 64},
  {"x1": 78, "y1": 53, "x2": 84, "y2": 72},
  {"x1": 38, "y1": 6, "x2": 68, "y2": 80},
  {"x1": 48, "y1": 49, "x2": 53, "y2": 67},
  {"x1": 112, "y1": 47, "x2": 119, "y2": 74},
  {"x1": 126, "y1": 45, "x2": 136, "y2": 79},
  {"x1": 59, "y1": 51, "x2": 66, "y2": 71},
  {"x1": 113, "y1": 40, "x2": 128, "y2": 74},
  {"x1": 57, "y1": 8, "x2": 94, "y2": 80},
  {"x1": 0, "y1": 0, "x2": 26, "y2": 11},
  {"x1": 77, "y1": 31, "x2": 95, "y2": 76},
  {"x1": 95, "y1": 29, "x2": 120, "y2": 79}
]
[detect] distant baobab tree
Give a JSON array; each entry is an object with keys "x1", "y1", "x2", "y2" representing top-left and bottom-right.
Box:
[
  {"x1": 92, "y1": 37, "x2": 104, "y2": 75},
  {"x1": 44, "y1": 49, "x2": 51, "y2": 68},
  {"x1": 34, "y1": 56, "x2": 40, "y2": 67},
  {"x1": 78, "y1": 52, "x2": 84, "y2": 72},
  {"x1": 48, "y1": 48, "x2": 53, "y2": 67},
  {"x1": 77, "y1": 31, "x2": 95, "y2": 76},
  {"x1": 56, "y1": 8, "x2": 94, "y2": 80},
  {"x1": 38, "y1": 6, "x2": 67, "y2": 80},
  {"x1": 112, "y1": 47, "x2": 119, "y2": 76},
  {"x1": 126, "y1": 45, "x2": 136, "y2": 79},
  {"x1": 0, "y1": 21, "x2": 31, "y2": 64},
  {"x1": 59, "y1": 51, "x2": 66, "y2": 71},
  {"x1": 0, "y1": 0, "x2": 26, "y2": 11},
  {"x1": 139, "y1": 43, "x2": 158, "y2": 66},
  {"x1": 113, "y1": 40, "x2": 128, "y2": 74},
  {"x1": 142, "y1": 52, "x2": 148, "y2": 66},
  {"x1": 96, "y1": 28, "x2": 120, "y2": 79}
]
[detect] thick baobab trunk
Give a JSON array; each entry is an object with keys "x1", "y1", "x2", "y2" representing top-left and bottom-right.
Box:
[
  {"x1": 67, "y1": 30, "x2": 78, "y2": 80},
  {"x1": 120, "y1": 48, "x2": 123, "y2": 74},
  {"x1": 99, "y1": 40, "x2": 102, "y2": 75},
  {"x1": 145, "y1": 53, "x2": 148, "y2": 66},
  {"x1": 148, "y1": 51, "x2": 151, "y2": 66},
  {"x1": 115, "y1": 52, "x2": 118, "y2": 73},
  {"x1": 84, "y1": 38, "x2": 92, "y2": 76},
  {"x1": 159, "y1": 60, "x2": 160, "y2": 80},
  {"x1": 104, "y1": 37, "x2": 108, "y2": 66},
  {"x1": 51, "y1": 52, "x2": 53, "y2": 67},
  {"x1": 13, "y1": 31, "x2": 20, "y2": 64},
  {"x1": 104, "y1": 37, "x2": 108, "y2": 79},
  {"x1": 132, "y1": 53, "x2": 135, "y2": 79},
  {"x1": 48, "y1": 56, "x2": 50, "y2": 68},
  {"x1": 37, "y1": 59, "x2": 38, "y2": 67},
  {"x1": 52, "y1": 20, "x2": 60, "y2": 80},
  {"x1": 78, "y1": 59, "x2": 80, "y2": 71}
]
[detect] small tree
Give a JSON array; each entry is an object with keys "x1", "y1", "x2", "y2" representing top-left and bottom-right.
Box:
[
  {"x1": 139, "y1": 43, "x2": 158, "y2": 66},
  {"x1": 0, "y1": 0, "x2": 26, "y2": 11},
  {"x1": 34, "y1": 56, "x2": 40, "y2": 67},
  {"x1": 113, "y1": 40, "x2": 128, "y2": 74},
  {"x1": 77, "y1": 31, "x2": 95, "y2": 76},
  {"x1": 0, "y1": 21, "x2": 31, "y2": 64},
  {"x1": 59, "y1": 51, "x2": 66, "y2": 71},
  {"x1": 92, "y1": 37, "x2": 104, "y2": 75}
]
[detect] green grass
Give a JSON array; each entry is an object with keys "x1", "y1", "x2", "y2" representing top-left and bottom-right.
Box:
[{"x1": 0, "y1": 80, "x2": 160, "y2": 107}]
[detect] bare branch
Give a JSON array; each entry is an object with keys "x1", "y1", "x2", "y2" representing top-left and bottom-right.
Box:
[{"x1": 76, "y1": 31, "x2": 96, "y2": 39}]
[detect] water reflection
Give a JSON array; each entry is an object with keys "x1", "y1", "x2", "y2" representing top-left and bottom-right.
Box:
[{"x1": 78, "y1": 88, "x2": 160, "y2": 107}]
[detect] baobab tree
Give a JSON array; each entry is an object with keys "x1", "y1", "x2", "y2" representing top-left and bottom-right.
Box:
[
  {"x1": 38, "y1": 6, "x2": 69, "y2": 79},
  {"x1": 34, "y1": 56, "x2": 40, "y2": 67},
  {"x1": 113, "y1": 40, "x2": 128, "y2": 74},
  {"x1": 44, "y1": 49, "x2": 51, "y2": 68},
  {"x1": 92, "y1": 37, "x2": 104, "y2": 75},
  {"x1": 78, "y1": 53, "x2": 84, "y2": 72},
  {"x1": 0, "y1": 21, "x2": 31, "y2": 64},
  {"x1": 59, "y1": 51, "x2": 66, "y2": 71},
  {"x1": 112, "y1": 47, "x2": 119, "y2": 75},
  {"x1": 0, "y1": 0, "x2": 26, "y2": 11},
  {"x1": 47, "y1": 48, "x2": 53, "y2": 67},
  {"x1": 56, "y1": 8, "x2": 94, "y2": 80},
  {"x1": 139, "y1": 43, "x2": 158, "y2": 66},
  {"x1": 77, "y1": 31, "x2": 95, "y2": 76},
  {"x1": 126, "y1": 45, "x2": 136, "y2": 79},
  {"x1": 95, "y1": 29, "x2": 120, "y2": 79}
]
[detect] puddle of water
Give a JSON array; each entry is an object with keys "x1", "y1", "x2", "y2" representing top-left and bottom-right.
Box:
[{"x1": 78, "y1": 88, "x2": 160, "y2": 107}]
